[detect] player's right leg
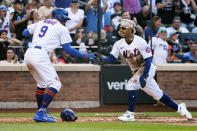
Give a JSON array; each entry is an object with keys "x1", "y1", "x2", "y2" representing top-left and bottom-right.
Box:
[{"x1": 144, "y1": 79, "x2": 192, "y2": 120}]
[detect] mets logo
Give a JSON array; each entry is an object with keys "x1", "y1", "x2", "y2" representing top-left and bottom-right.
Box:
[
  {"x1": 123, "y1": 48, "x2": 140, "y2": 58},
  {"x1": 145, "y1": 47, "x2": 151, "y2": 53}
]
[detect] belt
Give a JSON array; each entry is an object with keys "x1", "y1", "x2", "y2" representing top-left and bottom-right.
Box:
[
  {"x1": 29, "y1": 46, "x2": 50, "y2": 55},
  {"x1": 34, "y1": 46, "x2": 41, "y2": 49}
]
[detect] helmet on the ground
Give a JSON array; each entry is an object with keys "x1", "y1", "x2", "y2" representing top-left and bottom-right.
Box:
[
  {"x1": 52, "y1": 8, "x2": 70, "y2": 24},
  {"x1": 60, "y1": 109, "x2": 77, "y2": 122}
]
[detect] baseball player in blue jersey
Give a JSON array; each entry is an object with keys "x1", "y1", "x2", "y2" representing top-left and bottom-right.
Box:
[
  {"x1": 100, "y1": 19, "x2": 192, "y2": 122},
  {"x1": 22, "y1": 8, "x2": 95, "y2": 122}
]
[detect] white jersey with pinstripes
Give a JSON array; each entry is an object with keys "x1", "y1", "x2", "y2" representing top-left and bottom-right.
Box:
[
  {"x1": 24, "y1": 19, "x2": 72, "y2": 91},
  {"x1": 111, "y1": 35, "x2": 152, "y2": 71},
  {"x1": 27, "y1": 19, "x2": 72, "y2": 54},
  {"x1": 110, "y1": 35, "x2": 163, "y2": 101}
]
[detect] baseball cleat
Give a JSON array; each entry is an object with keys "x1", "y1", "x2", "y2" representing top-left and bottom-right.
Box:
[
  {"x1": 177, "y1": 103, "x2": 192, "y2": 120},
  {"x1": 118, "y1": 111, "x2": 135, "y2": 122},
  {"x1": 34, "y1": 111, "x2": 56, "y2": 122},
  {"x1": 46, "y1": 111, "x2": 55, "y2": 119}
]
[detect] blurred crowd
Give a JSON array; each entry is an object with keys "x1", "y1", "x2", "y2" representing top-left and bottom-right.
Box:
[{"x1": 0, "y1": 0, "x2": 197, "y2": 64}]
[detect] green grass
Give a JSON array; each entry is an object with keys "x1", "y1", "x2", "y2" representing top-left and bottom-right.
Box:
[
  {"x1": 0, "y1": 122, "x2": 197, "y2": 131},
  {"x1": 0, "y1": 112, "x2": 197, "y2": 131}
]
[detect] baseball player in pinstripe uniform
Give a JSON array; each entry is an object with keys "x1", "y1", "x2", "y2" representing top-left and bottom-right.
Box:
[
  {"x1": 101, "y1": 19, "x2": 192, "y2": 122},
  {"x1": 23, "y1": 8, "x2": 95, "y2": 122}
]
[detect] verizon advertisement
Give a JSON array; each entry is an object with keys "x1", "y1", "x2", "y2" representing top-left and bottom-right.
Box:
[{"x1": 101, "y1": 65, "x2": 156, "y2": 104}]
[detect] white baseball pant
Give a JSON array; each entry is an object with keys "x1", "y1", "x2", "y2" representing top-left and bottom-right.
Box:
[
  {"x1": 126, "y1": 64, "x2": 163, "y2": 100},
  {"x1": 24, "y1": 47, "x2": 62, "y2": 91}
]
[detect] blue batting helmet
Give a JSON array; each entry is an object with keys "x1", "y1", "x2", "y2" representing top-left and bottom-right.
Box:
[
  {"x1": 60, "y1": 109, "x2": 77, "y2": 122},
  {"x1": 52, "y1": 8, "x2": 70, "y2": 24}
]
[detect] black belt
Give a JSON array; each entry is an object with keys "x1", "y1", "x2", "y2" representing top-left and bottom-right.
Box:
[{"x1": 34, "y1": 46, "x2": 41, "y2": 49}]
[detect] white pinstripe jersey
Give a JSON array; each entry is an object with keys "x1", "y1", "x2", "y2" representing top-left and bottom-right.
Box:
[
  {"x1": 27, "y1": 19, "x2": 72, "y2": 54},
  {"x1": 111, "y1": 35, "x2": 152, "y2": 71}
]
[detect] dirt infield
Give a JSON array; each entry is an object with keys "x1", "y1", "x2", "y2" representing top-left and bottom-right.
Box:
[
  {"x1": 1, "y1": 104, "x2": 197, "y2": 126},
  {"x1": 1, "y1": 104, "x2": 197, "y2": 113},
  {"x1": 0, "y1": 116, "x2": 197, "y2": 126}
]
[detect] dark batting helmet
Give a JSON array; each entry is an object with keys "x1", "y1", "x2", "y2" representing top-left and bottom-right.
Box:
[
  {"x1": 52, "y1": 8, "x2": 71, "y2": 24},
  {"x1": 60, "y1": 109, "x2": 77, "y2": 122}
]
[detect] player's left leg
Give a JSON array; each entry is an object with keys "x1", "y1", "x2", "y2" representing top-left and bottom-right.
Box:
[
  {"x1": 26, "y1": 64, "x2": 47, "y2": 109},
  {"x1": 34, "y1": 61, "x2": 62, "y2": 122},
  {"x1": 143, "y1": 79, "x2": 192, "y2": 119},
  {"x1": 35, "y1": 86, "x2": 45, "y2": 109},
  {"x1": 118, "y1": 90, "x2": 136, "y2": 121},
  {"x1": 118, "y1": 75, "x2": 141, "y2": 122}
]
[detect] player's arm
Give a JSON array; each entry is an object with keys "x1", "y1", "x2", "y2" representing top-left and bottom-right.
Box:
[
  {"x1": 61, "y1": 27, "x2": 95, "y2": 62},
  {"x1": 143, "y1": 57, "x2": 152, "y2": 78},
  {"x1": 22, "y1": 23, "x2": 37, "y2": 37},
  {"x1": 62, "y1": 43, "x2": 95, "y2": 62},
  {"x1": 139, "y1": 39, "x2": 152, "y2": 88},
  {"x1": 102, "y1": 54, "x2": 117, "y2": 64},
  {"x1": 100, "y1": 41, "x2": 119, "y2": 64},
  {"x1": 139, "y1": 56, "x2": 152, "y2": 88},
  {"x1": 22, "y1": 29, "x2": 31, "y2": 37}
]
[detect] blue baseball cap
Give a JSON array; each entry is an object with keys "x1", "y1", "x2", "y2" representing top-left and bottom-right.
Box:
[
  {"x1": 185, "y1": 35, "x2": 195, "y2": 41},
  {"x1": 0, "y1": 5, "x2": 8, "y2": 11},
  {"x1": 157, "y1": 27, "x2": 167, "y2": 34}
]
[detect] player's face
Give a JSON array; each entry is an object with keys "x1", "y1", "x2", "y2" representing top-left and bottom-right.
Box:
[
  {"x1": 7, "y1": 49, "x2": 14, "y2": 60},
  {"x1": 119, "y1": 26, "x2": 132, "y2": 38}
]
